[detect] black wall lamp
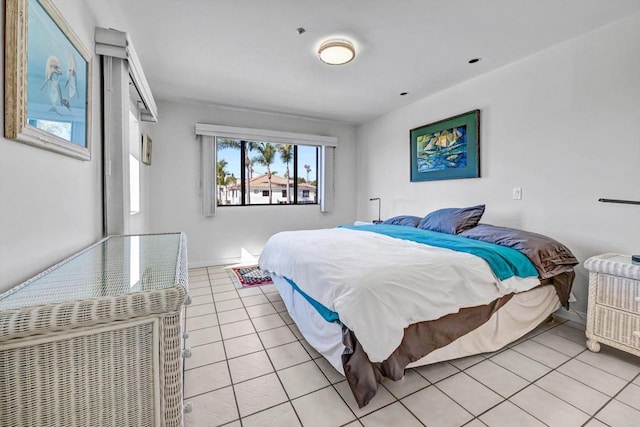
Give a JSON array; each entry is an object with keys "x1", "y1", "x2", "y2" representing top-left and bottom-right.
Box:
[{"x1": 369, "y1": 198, "x2": 382, "y2": 224}]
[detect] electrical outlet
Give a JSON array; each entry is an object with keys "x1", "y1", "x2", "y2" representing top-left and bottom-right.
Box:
[{"x1": 512, "y1": 187, "x2": 522, "y2": 200}]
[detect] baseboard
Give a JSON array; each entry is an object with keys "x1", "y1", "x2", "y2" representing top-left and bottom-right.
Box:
[
  {"x1": 188, "y1": 254, "x2": 261, "y2": 269},
  {"x1": 188, "y1": 257, "x2": 240, "y2": 268},
  {"x1": 553, "y1": 307, "x2": 587, "y2": 325}
]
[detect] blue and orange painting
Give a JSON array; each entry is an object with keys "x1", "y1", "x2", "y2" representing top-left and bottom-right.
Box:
[
  {"x1": 26, "y1": 0, "x2": 88, "y2": 147},
  {"x1": 416, "y1": 125, "x2": 467, "y2": 172}
]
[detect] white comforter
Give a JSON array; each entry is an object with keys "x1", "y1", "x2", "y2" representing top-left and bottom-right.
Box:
[{"x1": 258, "y1": 227, "x2": 539, "y2": 362}]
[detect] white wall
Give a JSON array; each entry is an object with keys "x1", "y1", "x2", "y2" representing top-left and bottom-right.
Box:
[
  {"x1": 0, "y1": 1, "x2": 103, "y2": 291},
  {"x1": 356, "y1": 14, "x2": 640, "y2": 316},
  {"x1": 148, "y1": 101, "x2": 357, "y2": 266}
]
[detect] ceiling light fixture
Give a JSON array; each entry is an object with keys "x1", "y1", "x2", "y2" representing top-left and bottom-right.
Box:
[{"x1": 318, "y1": 39, "x2": 356, "y2": 65}]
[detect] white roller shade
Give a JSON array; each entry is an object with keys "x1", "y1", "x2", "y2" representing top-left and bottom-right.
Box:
[
  {"x1": 195, "y1": 123, "x2": 337, "y2": 147},
  {"x1": 95, "y1": 28, "x2": 158, "y2": 122}
]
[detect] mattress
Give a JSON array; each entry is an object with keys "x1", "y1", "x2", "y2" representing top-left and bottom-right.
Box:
[
  {"x1": 273, "y1": 273, "x2": 561, "y2": 374},
  {"x1": 260, "y1": 224, "x2": 575, "y2": 407},
  {"x1": 259, "y1": 226, "x2": 541, "y2": 364}
]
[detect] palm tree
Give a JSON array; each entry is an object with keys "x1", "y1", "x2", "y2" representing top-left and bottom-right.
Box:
[
  {"x1": 278, "y1": 144, "x2": 293, "y2": 204},
  {"x1": 304, "y1": 164, "x2": 311, "y2": 182},
  {"x1": 245, "y1": 142, "x2": 259, "y2": 203},
  {"x1": 253, "y1": 142, "x2": 277, "y2": 204},
  {"x1": 216, "y1": 159, "x2": 229, "y2": 204},
  {"x1": 224, "y1": 174, "x2": 236, "y2": 204},
  {"x1": 216, "y1": 160, "x2": 237, "y2": 204},
  {"x1": 248, "y1": 157, "x2": 257, "y2": 179},
  {"x1": 217, "y1": 138, "x2": 256, "y2": 204}
]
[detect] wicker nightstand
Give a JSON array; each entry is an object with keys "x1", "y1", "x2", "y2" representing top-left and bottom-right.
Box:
[
  {"x1": 584, "y1": 253, "x2": 640, "y2": 357},
  {"x1": 0, "y1": 233, "x2": 189, "y2": 427}
]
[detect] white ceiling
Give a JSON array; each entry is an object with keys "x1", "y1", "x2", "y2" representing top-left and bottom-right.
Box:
[{"x1": 88, "y1": 0, "x2": 640, "y2": 124}]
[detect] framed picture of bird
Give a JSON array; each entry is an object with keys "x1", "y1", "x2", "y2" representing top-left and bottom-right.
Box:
[
  {"x1": 410, "y1": 110, "x2": 480, "y2": 182},
  {"x1": 4, "y1": 0, "x2": 92, "y2": 160}
]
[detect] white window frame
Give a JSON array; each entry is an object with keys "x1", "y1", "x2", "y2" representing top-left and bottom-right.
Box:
[{"x1": 195, "y1": 123, "x2": 337, "y2": 216}]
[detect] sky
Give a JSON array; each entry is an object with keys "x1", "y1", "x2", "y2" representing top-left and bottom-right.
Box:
[{"x1": 218, "y1": 143, "x2": 318, "y2": 182}]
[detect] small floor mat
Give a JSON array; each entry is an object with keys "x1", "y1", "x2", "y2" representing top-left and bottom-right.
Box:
[{"x1": 231, "y1": 265, "x2": 273, "y2": 287}]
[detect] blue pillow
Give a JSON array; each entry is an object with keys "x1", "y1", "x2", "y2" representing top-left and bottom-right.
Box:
[
  {"x1": 418, "y1": 204, "x2": 485, "y2": 234},
  {"x1": 382, "y1": 215, "x2": 421, "y2": 227}
]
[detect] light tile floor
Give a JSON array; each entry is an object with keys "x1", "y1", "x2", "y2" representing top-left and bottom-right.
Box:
[{"x1": 184, "y1": 266, "x2": 640, "y2": 427}]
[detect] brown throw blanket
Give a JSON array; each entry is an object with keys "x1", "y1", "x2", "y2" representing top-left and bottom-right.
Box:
[{"x1": 341, "y1": 271, "x2": 574, "y2": 408}]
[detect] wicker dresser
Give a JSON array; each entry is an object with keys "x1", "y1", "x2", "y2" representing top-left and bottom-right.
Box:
[
  {"x1": 0, "y1": 233, "x2": 189, "y2": 427},
  {"x1": 584, "y1": 253, "x2": 640, "y2": 357}
]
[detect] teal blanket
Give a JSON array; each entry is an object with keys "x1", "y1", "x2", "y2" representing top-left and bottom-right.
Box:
[
  {"x1": 284, "y1": 277, "x2": 341, "y2": 324},
  {"x1": 339, "y1": 224, "x2": 538, "y2": 280}
]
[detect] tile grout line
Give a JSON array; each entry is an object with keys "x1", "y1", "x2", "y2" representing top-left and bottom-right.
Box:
[
  {"x1": 225, "y1": 271, "x2": 301, "y2": 422},
  {"x1": 424, "y1": 323, "x2": 574, "y2": 425},
  {"x1": 187, "y1": 320, "x2": 304, "y2": 354},
  {"x1": 436, "y1": 371, "x2": 510, "y2": 426},
  {"x1": 429, "y1": 375, "x2": 478, "y2": 424},
  {"x1": 266, "y1": 294, "x2": 363, "y2": 424},
  {"x1": 262, "y1": 278, "x2": 362, "y2": 424},
  {"x1": 199, "y1": 269, "x2": 242, "y2": 425},
  {"x1": 189, "y1": 268, "x2": 638, "y2": 427},
  {"x1": 584, "y1": 371, "x2": 640, "y2": 425},
  {"x1": 392, "y1": 323, "x2": 582, "y2": 425},
  {"x1": 218, "y1": 267, "x2": 250, "y2": 427},
  {"x1": 239, "y1": 292, "x2": 306, "y2": 426},
  {"x1": 377, "y1": 371, "x2": 430, "y2": 426},
  {"x1": 488, "y1": 345, "x2": 608, "y2": 426}
]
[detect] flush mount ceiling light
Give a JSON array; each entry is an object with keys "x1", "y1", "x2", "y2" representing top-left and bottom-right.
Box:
[{"x1": 318, "y1": 39, "x2": 356, "y2": 65}]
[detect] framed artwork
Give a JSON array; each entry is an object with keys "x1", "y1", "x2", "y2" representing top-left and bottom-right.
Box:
[
  {"x1": 142, "y1": 134, "x2": 152, "y2": 165},
  {"x1": 410, "y1": 110, "x2": 480, "y2": 182},
  {"x1": 4, "y1": 0, "x2": 92, "y2": 160}
]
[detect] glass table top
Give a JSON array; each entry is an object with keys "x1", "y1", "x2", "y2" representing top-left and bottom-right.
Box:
[{"x1": 0, "y1": 233, "x2": 185, "y2": 310}]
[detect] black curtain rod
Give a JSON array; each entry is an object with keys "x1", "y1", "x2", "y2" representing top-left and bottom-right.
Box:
[{"x1": 598, "y1": 198, "x2": 640, "y2": 205}]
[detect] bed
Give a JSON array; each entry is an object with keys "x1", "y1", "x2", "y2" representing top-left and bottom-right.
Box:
[{"x1": 258, "y1": 206, "x2": 578, "y2": 408}]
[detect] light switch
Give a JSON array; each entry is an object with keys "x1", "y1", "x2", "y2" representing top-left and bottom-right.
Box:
[{"x1": 512, "y1": 187, "x2": 522, "y2": 200}]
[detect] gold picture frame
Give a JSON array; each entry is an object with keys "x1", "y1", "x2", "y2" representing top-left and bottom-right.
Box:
[
  {"x1": 4, "y1": 0, "x2": 92, "y2": 160},
  {"x1": 142, "y1": 134, "x2": 152, "y2": 165}
]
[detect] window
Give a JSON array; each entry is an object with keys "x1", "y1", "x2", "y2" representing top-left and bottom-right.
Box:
[
  {"x1": 196, "y1": 123, "x2": 336, "y2": 216},
  {"x1": 216, "y1": 138, "x2": 318, "y2": 206}
]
